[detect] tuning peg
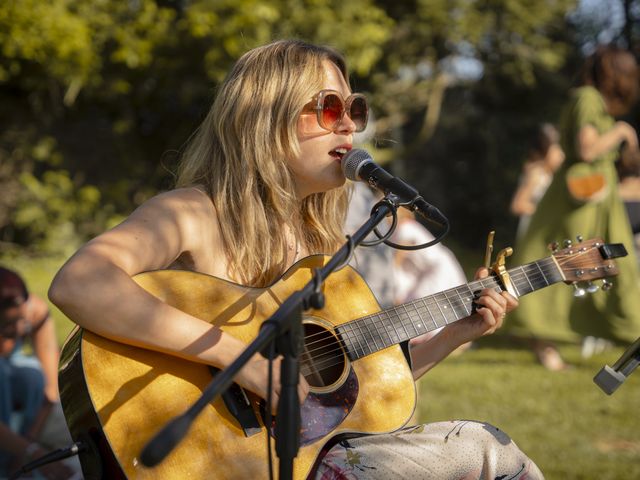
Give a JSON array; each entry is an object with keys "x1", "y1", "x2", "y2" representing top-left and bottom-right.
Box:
[
  {"x1": 586, "y1": 282, "x2": 600, "y2": 293},
  {"x1": 573, "y1": 284, "x2": 586, "y2": 297},
  {"x1": 548, "y1": 241, "x2": 559, "y2": 253},
  {"x1": 576, "y1": 234, "x2": 584, "y2": 243},
  {"x1": 602, "y1": 279, "x2": 613, "y2": 291},
  {"x1": 564, "y1": 239, "x2": 573, "y2": 248}
]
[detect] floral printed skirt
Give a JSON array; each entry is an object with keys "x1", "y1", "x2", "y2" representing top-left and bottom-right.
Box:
[{"x1": 314, "y1": 421, "x2": 544, "y2": 480}]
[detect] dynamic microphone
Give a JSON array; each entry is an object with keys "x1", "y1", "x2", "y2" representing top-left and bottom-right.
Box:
[
  {"x1": 341, "y1": 149, "x2": 448, "y2": 228},
  {"x1": 593, "y1": 336, "x2": 640, "y2": 395}
]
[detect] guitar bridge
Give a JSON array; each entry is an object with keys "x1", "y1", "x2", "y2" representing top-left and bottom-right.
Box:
[{"x1": 209, "y1": 367, "x2": 261, "y2": 437}]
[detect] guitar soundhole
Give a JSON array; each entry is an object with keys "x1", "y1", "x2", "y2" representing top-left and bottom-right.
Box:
[{"x1": 301, "y1": 321, "x2": 347, "y2": 391}]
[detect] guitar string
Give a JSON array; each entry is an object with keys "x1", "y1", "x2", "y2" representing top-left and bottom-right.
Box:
[
  {"x1": 300, "y1": 257, "x2": 558, "y2": 349},
  {"x1": 300, "y1": 260, "x2": 544, "y2": 345},
  {"x1": 299, "y1": 259, "x2": 559, "y2": 362},
  {"x1": 298, "y1": 270, "x2": 552, "y2": 372},
  {"x1": 298, "y1": 249, "x2": 607, "y2": 377},
  {"x1": 298, "y1": 261, "x2": 561, "y2": 375},
  {"x1": 301, "y1": 243, "x2": 604, "y2": 350},
  {"x1": 299, "y1": 248, "x2": 602, "y2": 349},
  {"x1": 299, "y1": 251, "x2": 602, "y2": 366}
]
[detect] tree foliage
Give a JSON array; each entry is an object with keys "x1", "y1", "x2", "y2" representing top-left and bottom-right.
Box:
[{"x1": 1, "y1": 0, "x2": 637, "y2": 255}]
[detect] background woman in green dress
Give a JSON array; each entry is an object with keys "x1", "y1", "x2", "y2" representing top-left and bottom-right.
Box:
[{"x1": 505, "y1": 45, "x2": 640, "y2": 370}]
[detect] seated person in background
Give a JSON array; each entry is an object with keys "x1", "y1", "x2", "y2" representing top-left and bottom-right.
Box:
[
  {"x1": 392, "y1": 208, "x2": 469, "y2": 351},
  {"x1": 0, "y1": 267, "x2": 75, "y2": 479}
]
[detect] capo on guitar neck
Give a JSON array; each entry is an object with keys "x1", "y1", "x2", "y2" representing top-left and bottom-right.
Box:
[{"x1": 484, "y1": 231, "x2": 517, "y2": 297}]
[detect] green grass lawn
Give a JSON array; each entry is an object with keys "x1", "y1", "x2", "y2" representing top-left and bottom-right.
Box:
[
  {"x1": 416, "y1": 337, "x2": 640, "y2": 479},
  {"x1": 4, "y1": 254, "x2": 640, "y2": 479}
]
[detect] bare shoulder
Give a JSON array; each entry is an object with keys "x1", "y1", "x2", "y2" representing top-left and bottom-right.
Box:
[
  {"x1": 135, "y1": 187, "x2": 215, "y2": 220},
  {"x1": 74, "y1": 187, "x2": 222, "y2": 276}
]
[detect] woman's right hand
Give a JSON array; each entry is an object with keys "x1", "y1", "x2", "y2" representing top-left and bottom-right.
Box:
[
  {"x1": 615, "y1": 121, "x2": 639, "y2": 151},
  {"x1": 238, "y1": 355, "x2": 310, "y2": 414}
]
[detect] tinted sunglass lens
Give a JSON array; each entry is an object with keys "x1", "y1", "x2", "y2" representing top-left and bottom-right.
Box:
[
  {"x1": 321, "y1": 94, "x2": 344, "y2": 130},
  {"x1": 349, "y1": 97, "x2": 368, "y2": 132}
]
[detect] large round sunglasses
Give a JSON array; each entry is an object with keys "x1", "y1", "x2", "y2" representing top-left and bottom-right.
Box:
[{"x1": 301, "y1": 89, "x2": 369, "y2": 133}]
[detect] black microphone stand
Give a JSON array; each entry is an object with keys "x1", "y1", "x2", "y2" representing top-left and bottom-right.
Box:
[{"x1": 140, "y1": 198, "x2": 402, "y2": 479}]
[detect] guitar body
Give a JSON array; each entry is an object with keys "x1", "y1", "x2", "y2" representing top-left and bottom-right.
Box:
[{"x1": 59, "y1": 255, "x2": 416, "y2": 480}]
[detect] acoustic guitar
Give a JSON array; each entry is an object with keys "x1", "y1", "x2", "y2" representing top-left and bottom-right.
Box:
[{"x1": 58, "y1": 238, "x2": 626, "y2": 480}]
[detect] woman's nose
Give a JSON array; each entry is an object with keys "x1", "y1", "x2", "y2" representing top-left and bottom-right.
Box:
[{"x1": 335, "y1": 110, "x2": 357, "y2": 134}]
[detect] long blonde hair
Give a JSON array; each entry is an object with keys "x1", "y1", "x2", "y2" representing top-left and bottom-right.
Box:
[{"x1": 177, "y1": 40, "x2": 351, "y2": 286}]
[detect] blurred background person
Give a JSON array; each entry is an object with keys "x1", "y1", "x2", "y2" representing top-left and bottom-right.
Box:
[
  {"x1": 616, "y1": 145, "x2": 640, "y2": 266},
  {"x1": 346, "y1": 182, "x2": 469, "y2": 347},
  {"x1": 392, "y1": 208, "x2": 466, "y2": 304},
  {"x1": 392, "y1": 207, "x2": 469, "y2": 349},
  {"x1": 346, "y1": 181, "x2": 397, "y2": 309},
  {"x1": 504, "y1": 45, "x2": 640, "y2": 371},
  {"x1": 510, "y1": 123, "x2": 565, "y2": 240},
  {"x1": 0, "y1": 267, "x2": 77, "y2": 479}
]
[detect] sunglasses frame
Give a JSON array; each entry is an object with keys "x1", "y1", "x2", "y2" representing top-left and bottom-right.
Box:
[{"x1": 302, "y1": 89, "x2": 369, "y2": 133}]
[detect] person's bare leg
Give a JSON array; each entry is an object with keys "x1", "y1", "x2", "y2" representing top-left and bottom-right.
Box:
[{"x1": 532, "y1": 339, "x2": 568, "y2": 371}]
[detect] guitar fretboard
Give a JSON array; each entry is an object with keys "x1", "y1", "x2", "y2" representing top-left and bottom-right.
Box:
[{"x1": 336, "y1": 257, "x2": 563, "y2": 360}]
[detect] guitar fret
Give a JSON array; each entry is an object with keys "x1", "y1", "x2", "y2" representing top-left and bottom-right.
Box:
[
  {"x1": 454, "y1": 287, "x2": 472, "y2": 317},
  {"x1": 397, "y1": 313, "x2": 411, "y2": 340},
  {"x1": 388, "y1": 314, "x2": 402, "y2": 344},
  {"x1": 385, "y1": 312, "x2": 398, "y2": 347},
  {"x1": 404, "y1": 302, "x2": 425, "y2": 335},
  {"x1": 373, "y1": 312, "x2": 392, "y2": 351},
  {"x1": 456, "y1": 288, "x2": 473, "y2": 317},
  {"x1": 352, "y1": 321, "x2": 370, "y2": 357},
  {"x1": 337, "y1": 325, "x2": 356, "y2": 360},
  {"x1": 351, "y1": 325, "x2": 366, "y2": 359},
  {"x1": 361, "y1": 317, "x2": 378, "y2": 354},
  {"x1": 509, "y1": 267, "x2": 523, "y2": 297},
  {"x1": 443, "y1": 292, "x2": 457, "y2": 319},
  {"x1": 523, "y1": 265, "x2": 536, "y2": 293},
  {"x1": 433, "y1": 295, "x2": 449, "y2": 325},
  {"x1": 400, "y1": 303, "x2": 418, "y2": 335},
  {"x1": 536, "y1": 260, "x2": 551, "y2": 286},
  {"x1": 376, "y1": 312, "x2": 392, "y2": 350},
  {"x1": 338, "y1": 248, "x2": 587, "y2": 360},
  {"x1": 412, "y1": 301, "x2": 429, "y2": 334},
  {"x1": 421, "y1": 297, "x2": 439, "y2": 330}
]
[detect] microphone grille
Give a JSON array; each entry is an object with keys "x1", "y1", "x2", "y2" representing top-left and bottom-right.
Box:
[{"x1": 341, "y1": 149, "x2": 372, "y2": 181}]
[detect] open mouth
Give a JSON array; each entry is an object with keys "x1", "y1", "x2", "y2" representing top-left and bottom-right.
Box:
[{"x1": 329, "y1": 147, "x2": 350, "y2": 161}]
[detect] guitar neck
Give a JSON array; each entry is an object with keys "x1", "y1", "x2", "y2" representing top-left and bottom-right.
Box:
[{"x1": 337, "y1": 255, "x2": 564, "y2": 360}]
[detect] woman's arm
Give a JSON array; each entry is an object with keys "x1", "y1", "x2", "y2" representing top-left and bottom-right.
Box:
[
  {"x1": 48, "y1": 188, "x2": 308, "y2": 406},
  {"x1": 510, "y1": 166, "x2": 543, "y2": 216},
  {"x1": 408, "y1": 268, "x2": 517, "y2": 380},
  {"x1": 28, "y1": 299, "x2": 59, "y2": 403},
  {"x1": 578, "y1": 121, "x2": 638, "y2": 163}
]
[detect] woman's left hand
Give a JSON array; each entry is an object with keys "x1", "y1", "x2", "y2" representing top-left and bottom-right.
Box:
[{"x1": 444, "y1": 267, "x2": 518, "y2": 347}]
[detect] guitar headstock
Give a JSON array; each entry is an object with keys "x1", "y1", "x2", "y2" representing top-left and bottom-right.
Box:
[{"x1": 552, "y1": 237, "x2": 627, "y2": 284}]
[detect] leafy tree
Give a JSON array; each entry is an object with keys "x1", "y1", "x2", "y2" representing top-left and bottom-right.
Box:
[{"x1": 4, "y1": 0, "x2": 639, "y2": 256}]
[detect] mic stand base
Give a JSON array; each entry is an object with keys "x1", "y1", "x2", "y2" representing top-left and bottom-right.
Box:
[{"x1": 593, "y1": 365, "x2": 627, "y2": 395}]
